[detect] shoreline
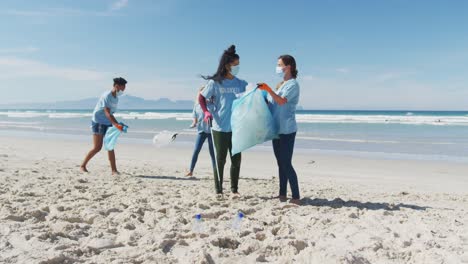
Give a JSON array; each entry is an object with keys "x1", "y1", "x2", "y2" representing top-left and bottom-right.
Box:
[
  {"x1": 1, "y1": 128, "x2": 468, "y2": 164},
  {"x1": 1, "y1": 135, "x2": 468, "y2": 194}
]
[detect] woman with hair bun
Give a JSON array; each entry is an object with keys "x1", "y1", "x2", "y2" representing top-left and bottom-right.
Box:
[{"x1": 199, "y1": 45, "x2": 248, "y2": 196}]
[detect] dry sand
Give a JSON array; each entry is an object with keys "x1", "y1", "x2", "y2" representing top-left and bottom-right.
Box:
[{"x1": 0, "y1": 136, "x2": 467, "y2": 263}]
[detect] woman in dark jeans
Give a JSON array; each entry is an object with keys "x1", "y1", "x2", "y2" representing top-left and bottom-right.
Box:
[{"x1": 258, "y1": 55, "x2": 301, "y2": 205}]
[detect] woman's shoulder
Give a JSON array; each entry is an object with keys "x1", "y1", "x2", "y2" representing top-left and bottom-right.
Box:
[
  {"x1": 284, "y1": 79, "x2": 300, "y2": 89},
  {"x1": 205, "y1": 79, "x2": 216, "y2": 86},
  {"x1": 233, "y1": 77, "x2": 248, "y2": 87},
  {"x1": 101, "y1": 90, "x2": 114, "y2": 99},
  {"x1": 290, "y1": 78, "x2": 299, "y2": 85},
  {"x1": 202, "y1": 80, "x2": 218, "y2": 92}
]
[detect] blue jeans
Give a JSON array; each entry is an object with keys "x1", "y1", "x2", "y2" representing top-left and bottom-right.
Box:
[
  {"x1": 190, "y1": 132, "x2": 216, "y2": 172},
  {"x1": 272, "y1": 132, "x2": 300, "y2": 199}
]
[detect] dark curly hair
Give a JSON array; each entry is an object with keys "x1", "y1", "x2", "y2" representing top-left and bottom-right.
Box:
[{"x1": 113, "y1": 77, "x2": 127, "y2": 86}]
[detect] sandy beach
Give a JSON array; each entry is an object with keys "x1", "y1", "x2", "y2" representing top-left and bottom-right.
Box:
[{"x1": 0, "y1": 136, "x2": 467, "y2": 263}]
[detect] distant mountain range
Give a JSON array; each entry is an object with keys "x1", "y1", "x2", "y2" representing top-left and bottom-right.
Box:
[
  {"x1": 0, "y1": 95, "x2": 195, "y2": 110},
  {"x1": 0, "y1": 94, "x2": 305, "y2": 111}
]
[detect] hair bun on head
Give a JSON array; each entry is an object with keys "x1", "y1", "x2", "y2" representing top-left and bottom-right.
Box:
[{"x1": 225, "y1": 45, "x2": 236, "y2": 55}]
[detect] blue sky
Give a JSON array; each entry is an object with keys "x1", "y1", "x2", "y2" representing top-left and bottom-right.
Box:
[{"x1": 1, "y1": 0, "x2": 467, "y2": 110}]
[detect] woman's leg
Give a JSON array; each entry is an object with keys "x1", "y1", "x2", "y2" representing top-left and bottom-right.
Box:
[
  {"x1": 80, "y1": 134, "x2": 104, "y2": 172},
  {"x1": 227, "y1": 132, "x2": 241, "y2": 194},
  {"x1": 207, "y1": 133, "x2": 216, "y2": 170},
  {"x1": 108, "y1": 150, "x2": 118, "y2": 175},
  {"x1": 212, "y1": 131, "x2": 229, "y2": 194},
  {"x1": 187, "y1": 133, "x2": 206, "y2": 175},
  {"x1": 280, "y1": 133, "x2": 300, "y2": 200},
  {"x1": 273, "y1": 138, "x2": 287, "y2": 198}
]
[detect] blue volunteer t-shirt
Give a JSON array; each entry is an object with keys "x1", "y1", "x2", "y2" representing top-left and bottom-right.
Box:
[
  {"x1": 201, "y1": 77, "x2": 248, "y2": 132},
  {"x1": 92, "y1": 91, "x2": 118, "y2": 126},
  {"x1": 192, "y1": 104, "x2": 211, "y2": 134},
  {"x1": 268, "y1": 79, "x2": 300, "y2": 134}
]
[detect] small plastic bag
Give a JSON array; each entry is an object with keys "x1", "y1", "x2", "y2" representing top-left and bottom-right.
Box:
[
  {"x1": 104, "y1": 124, "x2": 128, "y2": 151},
  {"x1": 152, "y1": 130, "x2": 178, "y2": 148}
]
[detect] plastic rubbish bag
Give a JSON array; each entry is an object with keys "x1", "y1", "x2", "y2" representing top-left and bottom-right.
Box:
[
  {"x1": 152, "y1": 130, "x2": 178, "y2": 148},
  {"x1": 231, "y1": 88, "x2": 277, "y2": 155},
  {"x1": 104, "y1": 124, "x2": 128, "y2": 151}
]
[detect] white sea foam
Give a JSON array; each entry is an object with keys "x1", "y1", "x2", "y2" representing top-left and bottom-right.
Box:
[
  {"x1": 295, "y1": 114, "x2": 468, "y2": 126},
  {"x1": 1, "y1": 111, "x2": 467, "y2": 126}
]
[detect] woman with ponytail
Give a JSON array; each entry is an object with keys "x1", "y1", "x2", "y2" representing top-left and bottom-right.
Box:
[
  {"x1": 199, "y1": 45, "x2": 248, "y2": 196},
  {"x1": 258, "y1": 55, "x2": 301, "y2": 205}
]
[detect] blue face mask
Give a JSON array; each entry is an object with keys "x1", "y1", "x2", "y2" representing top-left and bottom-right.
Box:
[
  {"x1": 276, "y1": 66, "x2": 285, "y2": 78},
  {"x1": 230, "y1": 65, "x2": 240, "y2": 76},
  {"x1": 117, "y1": 90, "x2": 124, "y2": 97}
]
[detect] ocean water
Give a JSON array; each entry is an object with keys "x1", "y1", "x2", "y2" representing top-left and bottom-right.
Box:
[{"x1": 1, "y1": 109, "x2": 467, "y2": 163}]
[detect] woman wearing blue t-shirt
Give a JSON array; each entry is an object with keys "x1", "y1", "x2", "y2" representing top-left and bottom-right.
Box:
[
  {"x1": 186, "y1": 87, "x2": 216, "y2": 177},
  {"x1": 199, "y1": 45, "x2": 248, "y2": 196},
  {"x1": 80, "y1": 77, "x2": 127, "y2": 175},
  {"x1": 258, "y1": 55, "x2": 301, "y2": 205}
]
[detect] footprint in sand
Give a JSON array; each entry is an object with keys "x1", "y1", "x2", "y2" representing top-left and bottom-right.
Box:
[
  {"x1": 255, "y1": 232, "x2": 267, "y2": 241},
  {"x1": 461, "y1": 235, "x2": 468, "y2": 246},
  {"x1": 77, "y1": 179, "x2": 88, "y2": 184},
  {"x1": 271, "y1": 225, "x2": 293, "y2": 237},
  {"x1": 159, "y1": 239, "x2": 177, "y2": 253},
  {"x1": 239, "y1": 208, "x2": 256, "y2": 215},
  {"x1": 74, "y1": 185, "x2": 88, "y2": 191},
  {"x1": 209, "y1": 201, "x2": 220, "y2": 207},
  {"x1": 198, "y1": 203, "x2": 210, "y2": 210},
  {"x1": 289, "y1": 240, "x2": 309, "y2": 254},
  {"x1": 342, "y1": 254, "x2": 371, "y2": 264},
  {"x1": 202, "y1": 210, "x2": 229, "y2": 219},
  {"x1": 4, "y1": 215, "x2": 27, "y2": 222},
  {"x1": 211, "y1": 237, "x2": 240, "y2": 250}
]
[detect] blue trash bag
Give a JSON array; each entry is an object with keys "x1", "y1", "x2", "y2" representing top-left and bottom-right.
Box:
[
  {"x1": 104, "y1": 124, "x2": 128, "y2": 151},
  {"x1": 231, "y1": 88, "x2": 278, "y2": 155}
]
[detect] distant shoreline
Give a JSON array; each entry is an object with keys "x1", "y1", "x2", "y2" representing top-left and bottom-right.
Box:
[{"x1": 1, "y1": 108, "x2": 468, "y2": 113}]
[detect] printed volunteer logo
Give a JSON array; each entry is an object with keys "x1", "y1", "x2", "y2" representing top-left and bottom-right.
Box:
[{"x1": 219, "y1": 87, "x2": 241, "y2": 94}]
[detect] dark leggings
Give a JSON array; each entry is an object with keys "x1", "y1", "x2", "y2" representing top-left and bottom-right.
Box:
[{"x1": 212, "y1": 130, "x2": 241, "y2": 194}]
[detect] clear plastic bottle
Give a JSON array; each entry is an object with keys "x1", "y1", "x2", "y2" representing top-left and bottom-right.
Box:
[
  {"x1": 192, "y1": 214, "x2": 205, "y2": 233},
  {"x1": 231, "y1": 211, "x2": 244, "y2": 232}
]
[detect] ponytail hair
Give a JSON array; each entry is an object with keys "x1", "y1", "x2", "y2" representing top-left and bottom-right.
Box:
[
  {"x1": 279, "y1": 55, "x2": 298, "y2": 79},
  {"x1": 202, "y1": 45, "x2": 240, "y2": 83}
]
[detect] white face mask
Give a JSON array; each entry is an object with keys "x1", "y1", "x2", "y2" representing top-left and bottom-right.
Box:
[
  {"x1": 230, "y1": 65, "x2": 240, "y2": 76},
  {"x1": 276, "y1": 66, "x2": 285, "y2": 78},
  {"x1": 117, "y1": 90, "x2": 124, "y2": 97}
]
